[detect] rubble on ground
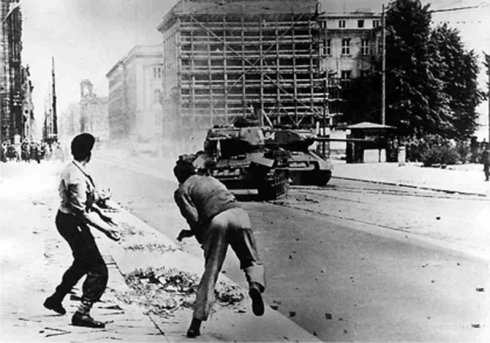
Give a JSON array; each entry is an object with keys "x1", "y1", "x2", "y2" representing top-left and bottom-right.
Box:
[
  {"x1": 214, "y1": 282, "x2": 244, "y2": 304},
  {"x1": 114, "y1": 267, "x2": 245, "y2": 317},
  {"x1": 125, "y1": 243, "x2": 177, "y2": 253}
]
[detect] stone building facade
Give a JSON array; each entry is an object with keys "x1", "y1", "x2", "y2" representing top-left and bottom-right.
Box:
[
  {"x1": 20, "y1": 65, "x2": 35, "y2": 140},
  {"x1": 319, "y1": 12, "x2": 382, "y2": 126},
  {"x1": 0, "y1": 0, "x2": 24, "y2": 144},
  {"x1": 320, "y1": 12, "x2": 382, "y2": 80},
  {"x1": 58, "y1": 80, "x2": 109, "y2": 143},
  {"x1": 106, "y1": 45, "x2": 163, "y2": 143},
  {"x1": 79, "y1": 80, "x2": 109, "y2": 142}
]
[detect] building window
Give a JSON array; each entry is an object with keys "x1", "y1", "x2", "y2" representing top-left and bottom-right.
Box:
[
  {"x1": 358, "y1": 20, "x2": 364, "y2": 28},
  {"x1": 373, "y1": 20, "x2": 381, "y2": 28},
  {"x1": 339, "y1": 20, "x2": 346, "y2": 28},
  {"x1": 341, "y1": 70, "x2": 352, "y2": 89},
  {"x1": 341, "y1": 39, "x2": 350, "y2": 55},
  {"x1": 321, "y1": 39, "x2": 331, "y2": 55},
  {"x1": 153, "y1": 67, "x2": 162, "y2": 79},
  {"x1": 361, "y1": 39, "x2": 370, "y2": 55},
  {"x1": 154, "y1": 89, "x2": 161, "y2": 104}
]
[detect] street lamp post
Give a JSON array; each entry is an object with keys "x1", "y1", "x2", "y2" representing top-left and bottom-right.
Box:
[{"x1": 381, "y1": 4, "x2": 386, "y2": 126}]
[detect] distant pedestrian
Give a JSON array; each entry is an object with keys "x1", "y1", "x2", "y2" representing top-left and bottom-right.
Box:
[
  {"x1": 6, "y1": 143, "x2": 16, "y2": 161},
  {"x1": 44, "y1": 133, "x2": 121, "y2": 328},
  {"x1": 173, "y1": 156, "x2": 266, "y2": 338},
  {"x1": 40, "y1": 142, "x2": 48, "y2": 160},
  {"x1": 30, "y1": 142, "x2": 40, "y2": 163},
  {"x1": 14, "y1": 143, "x2": 21, "y2": 162},
  {"x1": 21, "y1": 141, "x2": 31, "y2": 162},
  {"x1": 481, "y1": 145, "x2": 490, "y2": 181},
  {"x1": 43, "y1": 143, "x2": 52, "y2": 160},
  {"x1": 0, "y1": 142, "x2": 6, "y2": 162}
]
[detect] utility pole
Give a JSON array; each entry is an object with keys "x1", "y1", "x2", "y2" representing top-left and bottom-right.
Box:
[
  {"x1": 320, "y1": 6, "x2": 329, "y2": 156},
  {"x1": 381, "y1": 4, "x2": 386, "y2": 126},
  {"x1": 51, "y1": 56, "x2": 58, "y2": 141},
  {"x1": 321, "y1": 70, "x2": 329, "y2": 156}
]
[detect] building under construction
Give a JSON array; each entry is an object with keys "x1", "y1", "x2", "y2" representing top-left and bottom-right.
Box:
[{"x1": 158, "y1": 0, "x2": 333, "y2": 140}]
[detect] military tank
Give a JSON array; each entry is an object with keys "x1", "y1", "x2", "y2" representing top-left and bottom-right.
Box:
[
  {"x1": 192, "y1": 125, "x2": 289, "y2": 200},
  {"x1": 262, "y1": 127, "x2": 333, "y2": 186}
]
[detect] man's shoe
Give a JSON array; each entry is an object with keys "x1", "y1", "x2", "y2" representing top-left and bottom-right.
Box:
[
  {"x1": 249, "y1": 284, "x2": 264, "y2": 316},
  {"x1": 186, "y1": 318, "x2": 202, "y2": 338},
  {"x1": 43, "y1": 297, "x2": 66, "y2": 315},
  {"x1": 186, "y1": 328, "x2": 201, "y2": 338},
  {"x1": 71, "y1": 312, "x2": 105, "y2": 328}
]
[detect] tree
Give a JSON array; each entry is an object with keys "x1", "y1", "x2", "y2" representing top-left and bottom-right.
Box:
[
  {"x1": 385, "y1": 0, "x2": 452, "y2": 137},
  {"x1": 430, "y1": 24, "x2": 484, "y2": 140}
]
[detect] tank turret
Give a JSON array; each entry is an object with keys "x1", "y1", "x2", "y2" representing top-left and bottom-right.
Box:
[
  {"x1": 263, "y1": 128, "x2": 316, "y2": 152},
  {"x1": 262, "y1": 127, "x2": 333, "y2": 186}
]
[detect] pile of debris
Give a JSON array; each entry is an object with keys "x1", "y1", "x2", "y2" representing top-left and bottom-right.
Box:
[
  {"x1": 116, "y1": 267, "x2": 244, "y2": 317},
  {"x1": 125, "y1": 243, "x2": 177, "y2": 253}
]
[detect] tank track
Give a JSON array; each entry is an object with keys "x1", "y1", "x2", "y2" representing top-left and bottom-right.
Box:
[{"x1": 257, "y1": 170, "x2": 289, "y2": 200}]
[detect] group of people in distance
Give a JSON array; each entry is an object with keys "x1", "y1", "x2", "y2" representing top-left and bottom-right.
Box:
[{"x1": 0, "y1": 140, "x2": 63, "y2": 163}]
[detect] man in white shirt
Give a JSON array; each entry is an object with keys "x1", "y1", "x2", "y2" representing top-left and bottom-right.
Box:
[{"x1": 43, "y1": 133, "x2": 120, "y2": 328}]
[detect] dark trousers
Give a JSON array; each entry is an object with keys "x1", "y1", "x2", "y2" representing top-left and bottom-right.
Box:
[
  {"x1": 484, "y1": 164, "x2": 489, "y2": 181},
  {"x1": 51, "y1": 211, "x2": 108, "y2": 305}
]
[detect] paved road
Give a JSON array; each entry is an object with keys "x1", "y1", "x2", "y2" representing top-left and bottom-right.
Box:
[{"x1": 91, "y1": 159, "x2": 490, "y2": 341}]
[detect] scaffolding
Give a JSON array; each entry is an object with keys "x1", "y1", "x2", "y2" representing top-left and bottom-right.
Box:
[{"x1": 159, "y1": 0, "x2": 333, "y2": 136}]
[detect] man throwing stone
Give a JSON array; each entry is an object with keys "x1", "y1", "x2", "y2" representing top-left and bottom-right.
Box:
[
  {"x1": 43, "y1": 133, "x2": 120, "y2": 328},
  {"x1": 173, "y1": 156, "x2": 266, "y2": 338}
]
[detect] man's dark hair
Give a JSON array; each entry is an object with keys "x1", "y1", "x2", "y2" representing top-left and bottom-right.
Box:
[
  {"x1": 174, "y1": 156, "x2": 197, "y2": 183},
  {"x1": 71, "y1": 133, "x2": 95, "y2": 161}
]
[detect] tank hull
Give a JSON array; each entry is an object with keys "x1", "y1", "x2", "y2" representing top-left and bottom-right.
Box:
[
  {"x1": 193, "y1": 127, "x2": 290, "y2": 200},
  {"x1": 263, "y1": 128, "x2": 333, "y2": 186}
]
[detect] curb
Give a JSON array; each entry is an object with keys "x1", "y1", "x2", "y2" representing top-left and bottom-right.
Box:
[{"x1": 331, "y1": 175, "x2": 488, "y2": 197}]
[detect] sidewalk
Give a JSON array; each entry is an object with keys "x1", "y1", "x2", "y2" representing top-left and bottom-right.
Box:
[
  {"x1": 328, "y1": 161, "x2": 490, "y2": 261},
  {"x1": 331, "y1": 160, "x2": 490, "y2": 197},
  {"x1": 0, "y1": 161, "x2": 319, "y2": 343}
]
